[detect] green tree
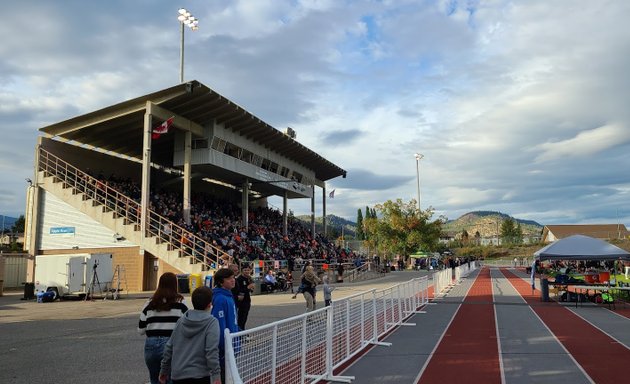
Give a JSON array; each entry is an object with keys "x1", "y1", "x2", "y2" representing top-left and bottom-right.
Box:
[
  {"x1": 363, "y1": 199, "x2": 444, "y2": 259},
  {"x1": 500, "y1": 217, "x2": 523, "y2": 244},
  {"x1": 328, "y1": 225, "x2": 341, "y2": 240},
  {"x1": 461, "y1": 229, "x2": 469, "y2": 244},
  {"x1": 11, "y1": 215, "x2": 25, "y2": 233},
  {"x1": 515, "y1": 222, "x2": 524, "y2": 244},
  {"x1": 356, "y1": 209, "x2": 364, "y2": 240}
]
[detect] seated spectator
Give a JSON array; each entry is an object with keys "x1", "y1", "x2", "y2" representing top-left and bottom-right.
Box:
[{"x1": 263, "y1": 270, "x2": 278, "y2": 292}]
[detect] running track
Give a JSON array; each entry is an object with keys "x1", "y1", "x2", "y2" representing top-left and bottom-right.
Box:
[{"x1": 336, "y1": 267, "x2": 630, "y2": 384}]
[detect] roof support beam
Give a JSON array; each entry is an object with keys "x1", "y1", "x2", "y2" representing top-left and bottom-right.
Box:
[{"x1": 147, "y1": 102, "x2": 204, "y2": 137}]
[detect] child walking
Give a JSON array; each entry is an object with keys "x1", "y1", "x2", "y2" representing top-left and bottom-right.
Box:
[
  {"x1": 322, "y1": 275, "x2": 335, "y2": 307},
  {"x1": 159, "y1": 287, "x2": 221, "y2": 384}
]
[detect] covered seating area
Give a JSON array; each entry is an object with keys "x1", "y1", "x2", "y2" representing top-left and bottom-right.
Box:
[{"x1": 534, "y1": 235, "x2": 630, "y2": 305}]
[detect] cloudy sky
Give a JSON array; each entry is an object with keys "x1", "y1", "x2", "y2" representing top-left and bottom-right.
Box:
[{"x1": 1, "y1": 0, "x2": 629, "y2": 226}]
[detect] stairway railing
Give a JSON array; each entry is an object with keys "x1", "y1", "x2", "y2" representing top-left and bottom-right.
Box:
[
  {"x1": 344, "y1": 261, "x2": 383, "y2": 282},
  {"x1": 37, "y1": 148, "x2": 231, "y2": 270}
]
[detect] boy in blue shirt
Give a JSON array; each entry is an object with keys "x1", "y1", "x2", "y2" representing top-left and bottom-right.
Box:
[{"x1": 211, "y1": 268, "x2": 240, "y2": 383}]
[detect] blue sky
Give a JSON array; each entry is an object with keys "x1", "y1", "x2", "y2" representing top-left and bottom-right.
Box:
[{"x1": 1, "y1": 0, "x2": 629, "y2": 226}]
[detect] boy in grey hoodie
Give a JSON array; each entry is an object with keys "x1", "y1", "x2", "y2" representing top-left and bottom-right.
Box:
[{"x1": 159, "y1": 286, "x2": 221, "y2": 384}]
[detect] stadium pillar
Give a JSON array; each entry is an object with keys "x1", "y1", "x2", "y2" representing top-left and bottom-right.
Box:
[
  {"x1": 183, "y1": 131, "x2": 192, "y2": 225},
  {"x1": 322, "y1": 186, "x2": 327, "y2": 236},
  {"x1": 311, "y1": 185, "x2": 316, "y2": 237},
  {"x1": 283, "y1": 191, "x2": 288, "y2": 237},
  {"x1": 242, "y1": 179, "x2": 249, "y2": 229},
  {"x1": 140, "y1": 105, "x2": 153, "y2": 247},
  {"x1": 26, "y1": 143, "x2": 42, "y2": 281}
]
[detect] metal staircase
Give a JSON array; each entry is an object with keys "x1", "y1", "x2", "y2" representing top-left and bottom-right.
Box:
[{"x1": 37, "y1": 148, "x2": 230, "y2": 274}]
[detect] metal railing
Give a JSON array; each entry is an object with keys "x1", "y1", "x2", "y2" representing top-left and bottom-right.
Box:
[
  {"x1": 225, "y1": 276, "x2": 430, "y2": 384},
  {"x1": 343, "y1": 262, "x2": 385, "y2": 283},
  {"x1": 434, "y1": 261, "x2": 478, "y2": 297},
  {"x1": 37, "y1": 148, "x2": 231, "y2": 269}
]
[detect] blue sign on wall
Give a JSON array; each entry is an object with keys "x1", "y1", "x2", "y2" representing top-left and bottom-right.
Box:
[{"x1": 50, "y1": 227, "x2": 76, "y2": 235}]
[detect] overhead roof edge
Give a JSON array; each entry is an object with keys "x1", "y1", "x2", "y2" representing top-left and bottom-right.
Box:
[{"x1": 38, "y1": 80, "x2": 346, "y2": 181}]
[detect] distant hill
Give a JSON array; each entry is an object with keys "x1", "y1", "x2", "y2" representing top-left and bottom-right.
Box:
[
  {"x1": 443, "y1": 211, "x2": 542, "y2": 237},
  {"x1": 1, "y1": 215, "x2": 17, "y2": 231},
  {"x1": 293, "y1": 211, "x2": 542, "y2": 239},
  {"x1": 295, "y1": 214, "x2": 357, "y2": 237}
]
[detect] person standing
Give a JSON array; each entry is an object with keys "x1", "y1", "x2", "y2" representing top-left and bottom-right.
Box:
[
  {"x1": 138, "y1": 272, "x2": 188, "y2": 384},
  {"x1": 211, "y1": 268, "x2": 240, "y2": 383},
  {"x1": 301, "y1": 265, "x2": 320, "y2": 312},
  {"x1": 228, "y1": 264, "x2": 241, "y2": 304},
  {"x1": 159, "y1": 287, "x2": 221, "y2": 384},
  {"x1": 234, "y1": 264, "x2": 254, "y2": 330},
  {"x1": 322, "y1": 275, "x2": 335, "y2": 307},
  {"x1": 336, "y1": 263, "x2": 344, "y2": 283}
]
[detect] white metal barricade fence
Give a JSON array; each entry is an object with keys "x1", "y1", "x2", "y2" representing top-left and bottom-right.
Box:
[
  {"x1": 224, "y1": 276, "x2": 429, "y2": 384},
  {"x1": 456, "y1": 261, "x2": 477, "y2": 279},
  {"x1": 433, "y1": 268, "x2": 452, "y2": 297},
  {"x1": 434, "y1": 262, "x2": 478, "y2": 297}
]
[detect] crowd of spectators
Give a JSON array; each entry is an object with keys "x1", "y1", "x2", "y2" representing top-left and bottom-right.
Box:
[{"x1": 91, "y1": 172, "x2": 357, "y2": 268}]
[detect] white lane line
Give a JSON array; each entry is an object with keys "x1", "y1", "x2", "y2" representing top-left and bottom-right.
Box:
[
  {"x1": 490, "y1": 269, "x2": 506, "y2": 384},
  {"x1": 498, "y1": 268, "x2": 595, "y2": 384},
  {"x1": 565, "y1": 307, "x2": 630, "y2": 351},
  {"x1": 412, "y1": 268, "x2": 480, "y2": 384}
]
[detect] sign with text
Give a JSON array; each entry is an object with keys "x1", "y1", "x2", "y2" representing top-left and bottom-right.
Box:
[{"x1": 50, "y1": 227, "x2": 76, "y2": 235}]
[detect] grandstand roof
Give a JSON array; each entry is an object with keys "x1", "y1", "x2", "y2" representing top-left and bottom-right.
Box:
[{"x1": 39, "y1": 80, "x2": 346, "y2": 182}]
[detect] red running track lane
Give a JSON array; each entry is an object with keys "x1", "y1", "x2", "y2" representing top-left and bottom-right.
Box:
[
  {"x1": 501, "y1": 268, "x2": 630, "y2": 384},
  {"x1": 611, "y1": 307, "x2": 630, "y2": 319},
  {"x1": 417, "y1": 267, "x2": 501, "y2": 384}
]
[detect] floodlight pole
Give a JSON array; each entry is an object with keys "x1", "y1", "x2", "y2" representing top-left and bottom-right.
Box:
[
  {"x1": 180, "y1": 22, "x2": 185, "y2": 83},
  {"x1": 178, "y1": 8, "x2": 199, "y2": 84},
  {"x1": 414, "y1": 153, "x2": 424, "y2": 215}
]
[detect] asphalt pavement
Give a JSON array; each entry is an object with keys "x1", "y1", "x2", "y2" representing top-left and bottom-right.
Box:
[{"x1": 0, "y1": 270, "x2": 428, "y2": 384}]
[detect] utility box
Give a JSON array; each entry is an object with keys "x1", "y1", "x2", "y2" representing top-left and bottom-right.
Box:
[{"x1": 189, "y1": 274, "x2": 202, "y2": 292}]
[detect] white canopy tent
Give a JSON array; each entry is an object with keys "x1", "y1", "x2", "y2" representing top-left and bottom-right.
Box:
[{"x1": 534, "y1": 235, "x2": 630, "y2": 261}]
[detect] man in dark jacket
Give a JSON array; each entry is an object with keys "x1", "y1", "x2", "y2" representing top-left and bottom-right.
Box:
[{"x1": 234, "y1": 264, "x2": 254, "y2": 330}]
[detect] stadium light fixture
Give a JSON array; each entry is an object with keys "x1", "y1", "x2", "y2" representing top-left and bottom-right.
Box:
[
  {"x1": 178, "y1": 8, "x2": 199, "y2": 83},
  {"x1": 414, "y1": 153, "x2": 424, "y2": 214}
]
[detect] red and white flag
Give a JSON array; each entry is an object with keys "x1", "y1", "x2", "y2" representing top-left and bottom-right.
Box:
[{"x1": 152, "y1": 117, "x2": 174, "y2": 139}]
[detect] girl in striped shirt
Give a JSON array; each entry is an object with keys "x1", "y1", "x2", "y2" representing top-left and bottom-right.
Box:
[{"x1": 138, "y1": 272, "x2": 188, "y2": 384}]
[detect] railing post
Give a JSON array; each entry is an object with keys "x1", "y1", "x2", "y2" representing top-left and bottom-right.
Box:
[
  {"x1": 272, "y1": 325, "x2": 278, "y2": 383},
  {"x1": 360, "y1": 293, "x2": 365, "y2": 346},
  {"x1": 301, "y1": 317, "x2": 307, "y2": 383},
  {"x1": 326, "y1": 306, "x2": 334, "y2": 379},
  {"x1": 345, "y1": 298, "x2": 351, "y2": 357}
]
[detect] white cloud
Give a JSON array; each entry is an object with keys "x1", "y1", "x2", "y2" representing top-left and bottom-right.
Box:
[
  {"x1": 535, "y1": 123, "x2": 630, "y2": 162},
  {"x1": 1, "y1": 0, "x2": 629, "y2": 227}
]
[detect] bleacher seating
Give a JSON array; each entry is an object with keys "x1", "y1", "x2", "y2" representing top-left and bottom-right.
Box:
[{"x1": 95, "y1": 173, "x2": 357, "y2": 266}]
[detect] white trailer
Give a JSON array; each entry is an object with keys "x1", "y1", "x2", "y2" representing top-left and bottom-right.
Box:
[{"x1": 35, "y1": 253, "x2": 113, "y2": 298}]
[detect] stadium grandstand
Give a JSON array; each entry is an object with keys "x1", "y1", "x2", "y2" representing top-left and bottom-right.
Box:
[{"x1": 23, "y1": 81, "x2": 347, "y2": 293}]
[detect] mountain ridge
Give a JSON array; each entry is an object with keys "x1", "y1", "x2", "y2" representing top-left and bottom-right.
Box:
[
  {"x1": 443, "y1": 211, "x2": 542, "y2": 237},
  {"x1": 295, "y1": 210, "x2": 542, "y2": 239}
]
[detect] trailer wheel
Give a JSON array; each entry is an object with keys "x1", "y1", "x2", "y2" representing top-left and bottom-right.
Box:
[{"x1": 46, "y1": 287, "x2": 60, "y2": 301}]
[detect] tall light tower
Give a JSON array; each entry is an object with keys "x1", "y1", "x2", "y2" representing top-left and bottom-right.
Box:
[
  {"x1": 178, "y1": 8, "x2": 199, "y2": 83},
  {"x1": 414, "y1": 153, "x2": 424, "y2": 214}
]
